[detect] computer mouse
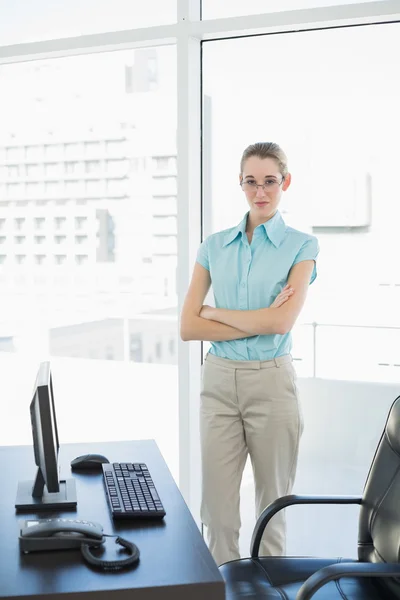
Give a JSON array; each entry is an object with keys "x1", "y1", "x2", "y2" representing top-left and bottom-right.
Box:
[{"x1": 70, "y1": 454, "x2": 110, "y2": 471}]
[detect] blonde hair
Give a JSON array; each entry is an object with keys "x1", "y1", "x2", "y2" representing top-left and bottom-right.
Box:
[{"x1": 240, "y1": 142, "x2": 288, "y2": 177}]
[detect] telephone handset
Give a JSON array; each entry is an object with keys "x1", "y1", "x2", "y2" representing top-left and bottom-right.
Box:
[
  {"x1": 20, "y1": 518, "x2": 104, "y2": 551},
  {"x1": 19, "y1": 518, "x2": 140, "y2": 570}
]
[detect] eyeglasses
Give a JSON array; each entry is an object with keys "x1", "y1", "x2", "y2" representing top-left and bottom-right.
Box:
[{"x1": 240, "y1": 178, "x2": 284, "y2": 193}]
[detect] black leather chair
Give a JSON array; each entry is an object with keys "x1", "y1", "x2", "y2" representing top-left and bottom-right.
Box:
[{"x1": 219, "y1": 395, "x2": 400, "y2": 599}]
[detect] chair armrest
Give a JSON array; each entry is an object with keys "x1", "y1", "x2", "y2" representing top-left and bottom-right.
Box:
[
  {"x1": 296, "y1": 562, "x2": 400, "y2": 600},
  {"x1": 250, "y1": 494, "x2": 362, "y2": 557}
]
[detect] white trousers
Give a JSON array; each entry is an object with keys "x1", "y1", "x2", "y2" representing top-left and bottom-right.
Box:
[{"x1": 200, "y1": 352, "x2": 303, "y2": 566}]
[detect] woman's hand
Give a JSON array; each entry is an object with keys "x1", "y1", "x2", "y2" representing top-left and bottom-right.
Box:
[{"x1": 270, "y1": 284, "x2": 294, "y2": 308}]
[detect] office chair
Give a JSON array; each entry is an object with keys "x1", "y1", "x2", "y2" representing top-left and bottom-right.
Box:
[{"x1": 219, "y1": 395, "x2": 400, "y2": 599}]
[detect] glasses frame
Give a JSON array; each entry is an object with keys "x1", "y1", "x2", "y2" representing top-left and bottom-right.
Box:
[{"x1": 240, "y1": 177, "x2": 285, "y2": 192}]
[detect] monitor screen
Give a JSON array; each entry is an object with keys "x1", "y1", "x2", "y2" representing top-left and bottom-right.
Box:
[
  {"x1": 15, "y1": 361, "x2": 77, "y2": 511},
  {"x1": 30, "y1": 361, "x2": 60, "y2": 494}
]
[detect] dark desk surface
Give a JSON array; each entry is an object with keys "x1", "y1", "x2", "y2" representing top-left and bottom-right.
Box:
[{"x1": 0, "y1": 440, "x2": 225, "y2": 600}]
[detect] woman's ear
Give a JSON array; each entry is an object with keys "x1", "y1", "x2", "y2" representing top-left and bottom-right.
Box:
[
  {"x1": 282, "y1": 172, "x2": 291, "y2": 191},
  {"x1": 239, "y1": 173, "x2": 243, "y2": 185}
]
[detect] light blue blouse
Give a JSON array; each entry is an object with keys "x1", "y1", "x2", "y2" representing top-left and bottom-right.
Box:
[{"x1": 196, "y1": 211, "x2": 319, "y2": 360}]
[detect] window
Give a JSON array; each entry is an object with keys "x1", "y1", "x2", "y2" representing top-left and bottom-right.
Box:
[
  {"x1": 15, "y1": 254, "x2": 26, "y2": 264},
  {"x1": 6, "y1": 166, "x2": 19, "y2": 178},
  {"x1": 14, "y1": 236, "x2": 25, "y2": 244},
  {"x1": 84, "y1": 142, "x2": 102, "y2": 157},
  {"x1": 106, "y1": 140, "x2": 125, "y2": 157},
  {"x1": 152, "y1": 176, "x2": 176, "y2": 196},
  {"x1": 65, "y1": 161, "x2": 79, "y2": 175},
  {"x1": 54, "y1": 235, "x2": 67, "y2": 245},
  {"x1": 152, "y1": 197, "x2": 177, "y2": 216},
  {"x1": 106, "y1": 159, "x2": 127, "y2": 176},
  {"x1": 7, "y1": 184, "x2": 23, "y2": 198},
  {"x1": 66, "y1": 180, "x2": 85, "y2": 196},
  {"x1": 107, "y1": 179, "x2": 126, "y2": 196},
  {"x1": 0, "y1": 1, "x2": 176, "y2": 46},
  {"x1": 153, "y1": 157, "x2": 169, "y2": 171},
  {"x1": 0, "y1": 255, "x2": 6, "y2": 264},
  {"x1": 152, "y1": 236, "x2": 177, "y2": 255},
  {"x1": 25, "y1": 146, "x2": 42, "y2": 161},
  {"x1": 54, "y1": 217, "x2": 66, "y2": 230},
  {"x1": 86, "y1": 180, "x2": 104, "y2": 195},
  {"x1": 44, "y1": 144, "x2": 63, "y2": 160},
  {"x1": 204, "y1": 24, "x2": 400, "y2": 384},
  {"x1": 26, "y1": 164, "x2": 43, "y2": 177},
  {"x1": 0, "y1": 45, "x2": 178, "y2": 491},
  {"x1": 45, "y1": 163, "x2": 61, "y2": 177},
  {"x1": 55, "y1": 255, "x2": 67, "y2": 265},
  {"x1": 75, "y1": 235, "x2": 88, "y2": 245},
  {"x1": 75, "y1": 254, "x2": 88, "y2": 265},
  {"x1": 45, "y1": 182, "x2": 61, "y2": 197},
  {"x1": 153, "y1": 215, "x2": 177, "y2": 235},
  {"x1": 105, "y1": 346, "x2": 114, "y2": 360},
  {"x1": 129, "y1": 158, "x2": 141, "y2": 172},
  {"x1": 85, "y1": 160, "x2": 101, "y2": 174},
  {"x1": 14, "y1": 218, "x2": 25, "y2": 230},
  {"x1": 203, "y1": 17, "x2": 400, "y2": 559},
  {"x1": 152, "y1": 156, "x2": 176, "y2": 172},
  {"x1": 34, "y1": 217, "x2": 45, "y2": 230},
  {"x1": 26, "y1": 183, "x2": 41, "y2": 197},
  {"x1": 130, "y1": 334, "x2": 143, "y2": 362},
  {"x1": 6, "y1": 147, "x2": 23, "y2": 162},
  {"x1": 75, "y1": 216, "x2": 87, "y2": 230},
  {"x1": 155, "y1": 341, "x2": 162, "y2": 360},
  {"x1": 65, "y1": 143, "x2": 83, "y2": 159}
]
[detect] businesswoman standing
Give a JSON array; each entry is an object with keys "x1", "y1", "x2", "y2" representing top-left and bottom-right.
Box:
[{"x1": 180, "y1": 142, "x2": 319, "y2": 566}]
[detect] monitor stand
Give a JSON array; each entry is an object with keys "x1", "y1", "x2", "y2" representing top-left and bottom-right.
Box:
[{"x1": 15, "y1": 469, "x2": 77, "y2": 511}]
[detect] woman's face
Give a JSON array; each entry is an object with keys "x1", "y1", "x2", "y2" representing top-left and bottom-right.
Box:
[{"x1": 240, "y1": 156, "x2": 291, "y2": 223}]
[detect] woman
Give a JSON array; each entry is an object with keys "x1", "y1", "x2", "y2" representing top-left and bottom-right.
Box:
[{"x1": 180, "y1": 142, "x2": 319, "y2": 566}]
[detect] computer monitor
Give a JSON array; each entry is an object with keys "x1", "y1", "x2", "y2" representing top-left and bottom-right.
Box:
[{"x1": 15, "y1": 361, "x2": 77, "y2": 512}]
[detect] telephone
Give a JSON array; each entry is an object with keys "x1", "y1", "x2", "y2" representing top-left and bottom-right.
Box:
[
  {"x1": 20, "y1": 518, "x2": 104, "y2": 552},
  {"x1": 19, "y1": 518, "x2": 140, "y2": 570}
]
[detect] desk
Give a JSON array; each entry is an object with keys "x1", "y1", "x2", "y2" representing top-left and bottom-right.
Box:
[{"x1": 0, "y1": 440, "x2": 225, "y2": 600}]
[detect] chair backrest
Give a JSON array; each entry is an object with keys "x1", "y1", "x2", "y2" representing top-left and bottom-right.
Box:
[{"x1": 358, "y1": 395, "x2": 400, "y2": 597}]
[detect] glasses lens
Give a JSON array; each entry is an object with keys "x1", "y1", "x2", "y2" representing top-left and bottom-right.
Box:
[
  {"x1": 242, "y1": 181, "x2": 281, "y2": 191},
  {"x1": 242, "y1": 182, "x2": 256, "y2": 191}
]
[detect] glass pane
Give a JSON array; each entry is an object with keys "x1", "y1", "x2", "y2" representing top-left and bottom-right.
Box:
[
  {"x1": 0, "y1": 46, "x2": 178, "y2": 480},
  {"x1": 202, "y1": 0, "x2": 386, "y2": 19},
  {"x1": 0, "y1": 0, "x2": 176, "y2": 46},
  {"x1": 203, "y1": 22, "x2": 400, "y2": 558}
]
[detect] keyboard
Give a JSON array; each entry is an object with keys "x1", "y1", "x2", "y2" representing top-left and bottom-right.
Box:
[{"x1": 102, "y1": 462, "x2": 166, "y2": 520}]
